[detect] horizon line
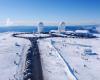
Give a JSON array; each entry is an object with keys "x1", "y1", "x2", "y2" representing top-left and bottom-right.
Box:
[{"x1": 0, "y1": 19, "x2": 99, "y2": 26}]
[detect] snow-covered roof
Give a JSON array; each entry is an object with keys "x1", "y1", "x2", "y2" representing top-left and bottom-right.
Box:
[
  {"x1": 75, "y1": 30, "x2": 89, "y2": 33},
  {"x1": 50, "y1": 30, "x2": 59, "y2": 33},
  {"x1": 66, "y1": 31, "x2": 74, "y2": 33}
]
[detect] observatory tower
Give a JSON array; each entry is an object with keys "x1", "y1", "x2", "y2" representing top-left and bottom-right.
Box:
[
  {"x1": 38, "y1": 22, "x2": 44, "y2": 33},
  {"x1": 58, "y1": 22, "x2": 66, "y2": 33}
]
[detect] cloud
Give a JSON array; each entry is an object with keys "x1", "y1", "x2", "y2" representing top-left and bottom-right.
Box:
[
  {"x1": 0, "y1": 19, "x2": 99, "y2": 26},
  {"x1": 5, "y1": 18, "x2": 13, "y2": 26}
]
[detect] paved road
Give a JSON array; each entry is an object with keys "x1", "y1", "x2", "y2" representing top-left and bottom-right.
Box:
[{"x1": 13, "y1": 33, "x2": 43, "y2": 80}]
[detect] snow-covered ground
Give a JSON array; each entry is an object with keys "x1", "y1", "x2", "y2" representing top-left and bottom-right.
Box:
[
  {"x1": 1, "y1": 32, "x2": 100, "y2": 80},
  {"x1": 0, "y1": 32, "x2": 31, "y2": 80},
  {"x1": 38, "y1": 35, "x2": 100, "y2": 80},
  {"x1": 38, "y1": 39, "x2": 77, "y2": 80},
  {"x1": 51, "y1": 37, "x2": 100, "y2": 80},
  {"x1": 17, "y1": 33, "x2": 50, "y2": 37}
]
